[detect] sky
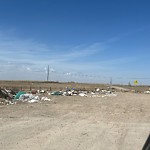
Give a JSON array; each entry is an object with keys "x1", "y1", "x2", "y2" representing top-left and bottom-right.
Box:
[{"x1": 0, "y1": 0, "x2": 150, "y2": 84}]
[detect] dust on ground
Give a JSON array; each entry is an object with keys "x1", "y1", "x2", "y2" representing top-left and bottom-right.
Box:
[{"x1": 0, "y1": 92, "x2": 150, "y2": 150}]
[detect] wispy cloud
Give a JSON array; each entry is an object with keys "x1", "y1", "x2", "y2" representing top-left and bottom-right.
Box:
[
  {"x1": 0, "y1": 30, "x2": 145, "y2": 82},
  {"x1": 0, "y1": 31, "x2": 105, "y2": 69}
]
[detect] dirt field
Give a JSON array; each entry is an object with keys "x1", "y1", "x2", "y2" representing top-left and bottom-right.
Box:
[
  {"x1": 0, "y1": 92, "x2": 150, "y2": 150},
  {"x1": 0, "y1": 80, "x2": 108, "y2": 91},
  {"x1": 0, "y1": 80, "x2": 149, "y2": 93}
]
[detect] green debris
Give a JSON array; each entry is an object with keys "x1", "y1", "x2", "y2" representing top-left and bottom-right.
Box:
[
  {"x1": 51, "y1": 91, "x2": 62, "y2": 96},
  {"x1": 14, "y1": 91, "x2": 26, "y2": 99}
]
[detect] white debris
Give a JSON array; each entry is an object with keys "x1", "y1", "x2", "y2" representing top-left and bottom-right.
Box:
[
  {"x1": 63, "y1": 91, "x2": 74, "y2": 96},
  {"x1": 96, "y1": 88, "x2": 100, "y2": 92},
  {"x1": 101, "y1": 90, "x2": 107, "y2": 93},
  {"x1": 62, "y1": 92, "x2": 67, "y2": 96},
  {"x1": 79, "y1": 93, "x2": 87, "y2": 97},
  {"x1": 19, "y1": 94, "x2": 35, "y2": 101},
  {"x1": 41, "y1": 97, "x2": 51, "y2": 101},
  {"x1": 28, "y1": 99, "x2": 38, "y2": 103},
  {"x1": 102, "y1": 93, "x2": 117, "y2": 98},
  {"x1": 68, "y1": 91, "x2": 73, "y2": 96},
  {"x1": 18, "y1": 94, "x2": 40, "y2": 103},
  {"x1": 40, "y1": 90, "x2": 45, "y2": 93},
  {"x1": 144, "y1": 91, "x2": 150, "y2": 94},
  {"x1": 91, "y1": 92, "x2": 95, "y2": 95}
]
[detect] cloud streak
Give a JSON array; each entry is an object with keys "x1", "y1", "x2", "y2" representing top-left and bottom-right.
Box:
[
  {"x1": 0, "y1": 30, "x2": 145, "y2": 83},
  {"x1": 0, "y1": 31, "x2": 105, "y2": 69}
]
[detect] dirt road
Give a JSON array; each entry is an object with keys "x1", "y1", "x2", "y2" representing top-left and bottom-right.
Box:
[{"x1": 0, "y1": 93, "x2": 150, "y2": 150}]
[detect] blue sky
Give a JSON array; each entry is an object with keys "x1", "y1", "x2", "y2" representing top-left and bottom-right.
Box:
[{"x1": 0, "y1": 0, "x2": 150, "y2": 84}]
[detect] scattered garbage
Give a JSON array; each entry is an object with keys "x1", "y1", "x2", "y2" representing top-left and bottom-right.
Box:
[
  {"x1": 39, "y1": 90, "x2": 45, "y2": 93},
  {"x1": 31, "y1": 89, "x2": 37, "y2": 94},
  {"x1": 96, "y1": 88, "x2": 100, "y2": 92},
  {"x1": 144, "y1": 91, "x2": 150, "y2": 94},
  {"x1": 16, "y1": 94, "x2": 40, "y2": 103},
  {"x1": 16, "y1": 94, "x2": 51, "y2": 103},
  {"x1": 0, "y1": 88, "x2": 16, "y2": 99},
  {"x1": 63, "y1": 89, "x2": 78, "y2": 96},
  {"x1": 0, "y1": 88, "x2": 16, "y2": 105},
  {"x1": 28, "y1": 99, "x2": 39, "y2": 103},
  {"x1": 0, "y1": 88, "x2": 52, "y2": 105},
  {"x1": 51, "y1": 91, "x2": 62, "y2": 96},
  {"x1": 41, "y1": 97, "x2": 51, "y2": 101},
  {"x1": 101, "y1": 93, "x2": 117, "y2": 98},
  {"x1": 0, "y1": 86, "x2": 118, "y2": 105},
  {"x1": 0, "y1": 98, "x2": 15, "y2": 105},
  {"x1": 79, "y1": 93, "x2": 87, "y2": 97},
  {"x1": 14, "y1": 91, "x2": 26, "y2": 99}
]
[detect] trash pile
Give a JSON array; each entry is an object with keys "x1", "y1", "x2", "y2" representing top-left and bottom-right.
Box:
[
  {"x1": 49, "y1": 88, "x2": 117, "y2": 98},
  {"x1": 86, "y1": 89, "x2": 117, "y2": 98},
  {"x1": 0, "y1": 88, "x2": 16, "y2": 99},
  {"x1": 50, "y1": 88, "x2": 78, "y2": 96},
  {"x1": 15, "y1": 92, "x2": 51, "y2": 103},
  {"x1": 0, "y1": 88, "x2": 51, "y2": 105},
  {"x1": 0, "y1": 88, "x2": 16, "y2": 105},
  {"x1": 0, "y1": 87, "x2": 117, "y2": 105}
]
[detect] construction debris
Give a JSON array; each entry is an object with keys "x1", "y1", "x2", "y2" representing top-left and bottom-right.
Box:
[
  {"x1": 0, "y1": 88, "x2": 16, "y2": 105},
  {"x1": 0, "y1": 88, "x2": 16, "y2": 99}
]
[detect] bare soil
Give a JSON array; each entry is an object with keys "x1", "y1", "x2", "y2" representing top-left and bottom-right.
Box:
[
  {"x1": 0, "y1": 92, "x2": 150, "y2": 150},
  {"x1": 0, "y1": 80, "x2": 108, "y2": 92}
]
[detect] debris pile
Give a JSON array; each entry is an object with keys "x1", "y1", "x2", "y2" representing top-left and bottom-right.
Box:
[
  {"x1": 0, "y1": 88, "x2": 16, "y2": 105},
  {"x1": 15, "y1": 92, "x2": 51, "y2": 103},
  {"x1": 48, "y1": 88, "x2": 116, "y2": 98},
  {"x1": 0, "y1": 88, "x2": 16, "y2": 99},
  {"x1": 0, "y1": 88, "x2": 51, "y2": 105},
  {"x1": 86, "y1": 89, "x2": 117, "y2": 98},
  {"x1": 18, "y1": 94, "x2": 40, "y2": 103},
  {"x1": 0, "y1": 87, "x2": 117, "y2": 105}
]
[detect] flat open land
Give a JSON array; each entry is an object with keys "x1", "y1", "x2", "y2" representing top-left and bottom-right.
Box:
[
  {"x1": 0, "y1": 80, "x2": 108, "y2": 91},
  {"x1": 0, "y1": 92, "x2": 150, "y2": 150}
]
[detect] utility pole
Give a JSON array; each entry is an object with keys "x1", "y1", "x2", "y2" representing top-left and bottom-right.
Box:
[
  {"x1": 110, "y1": 77, "x2": 112, "y2": 93},
  {"x1": 47, "y1": 65, "x2": 49, "y2": 82}
]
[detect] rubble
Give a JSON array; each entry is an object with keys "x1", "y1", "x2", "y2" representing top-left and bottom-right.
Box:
[
  {"x1": 28, "y1": 99, "x2": 39, "y2": 103},
  {"x1": 0, "y1": 98, "x2": 15, "y2": 105},
  {"x1": 0, "y1": 88, "x2": 16, "y2": 105},
  {"x1": 0, "y1": 88, "x2": 16, "y2": 99}
]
